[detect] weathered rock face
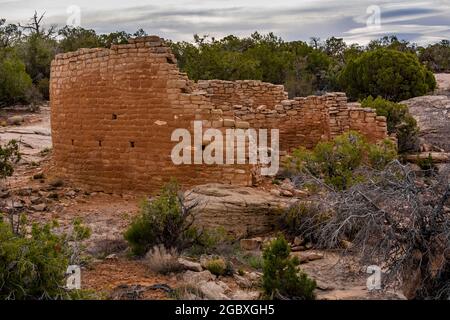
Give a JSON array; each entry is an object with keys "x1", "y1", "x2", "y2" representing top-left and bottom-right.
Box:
[
  {"x1": 187, "y1": 183, "x2": 293, "y2": 238},
  {"x1": 401, "y1": 95, "x2": 450, "y2": 152},
  {"x1": 434, "y1": 73, "x2": 450, "y2": 95}
]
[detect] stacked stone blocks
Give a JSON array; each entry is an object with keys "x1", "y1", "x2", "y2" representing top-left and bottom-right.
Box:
[{"x1": 50, "y1": 36, "x2": 387, "y2": 193}]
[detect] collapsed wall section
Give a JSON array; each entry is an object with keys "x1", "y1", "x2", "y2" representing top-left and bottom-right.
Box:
[{"x1": 197, "y1": 81, "x2": 388, "y2": 151}]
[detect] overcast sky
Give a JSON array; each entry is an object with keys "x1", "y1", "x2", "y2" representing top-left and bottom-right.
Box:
[{"x1": 1, "y1": 0, "x2": 449, "y2": 45}]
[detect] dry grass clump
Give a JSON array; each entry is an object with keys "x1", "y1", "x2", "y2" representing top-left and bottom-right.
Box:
[{"x1": 144, "y1": 245, "x2": 183, "y2": 274}]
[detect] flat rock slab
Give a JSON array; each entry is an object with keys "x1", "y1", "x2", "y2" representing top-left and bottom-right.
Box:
[
  {"x1": 0, "y1": 106, "x2": 52, "y2": 162},
  {"x1": 187, "y1": 183, "x2": 294, "y2": 238}
]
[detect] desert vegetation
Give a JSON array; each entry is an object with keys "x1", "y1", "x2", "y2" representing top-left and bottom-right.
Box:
[
  {"x1": 124, "y1": 180, "x2": 202, "y2": 256},
  {"x1": 0, "y1": 9, "x2": 449, "y2": 302},
  {"x1": 282, "y1": 133, "x2": 450, "y2": 299},
  {"x1": 0, "y1": 13, "x2": 447, "y2": 108},
  {"x1": 262, "y1": 235, "x2": 316, "y2": 300}
]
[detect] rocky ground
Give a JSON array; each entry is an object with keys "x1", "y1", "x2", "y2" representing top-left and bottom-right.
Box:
[{"x1": 0, "y1": 103, "x2": 407, "y2": 300}]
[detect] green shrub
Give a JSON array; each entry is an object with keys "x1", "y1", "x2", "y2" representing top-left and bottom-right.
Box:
[
  {"x1": 0, "y1": 50, "x2": 32, "y2": 106},
  {"x1": 262, "y1": 235, "x2": 316, "y2": 300},
  {"x1": 198, "y1": 227, "x2": 232, "y2": 249},
  {"x1": 367, "y1": 138, "x2": 399, "y2": 169},
  {"x1": 187, "y1": 226, "x2": 236, "y2": 256},
  {"x1": 37, "y1": 77, "x2": 49, "y2": 100},
  {"x1": 16, "y1": 33, "x2": 56, "y2": 85},
  {"x1": 124, "y1": 180, "x2": 200, "y2": 256},
  {"x1": 419, "y1": 40, "x2": 450, "y2": 72},
  {"x1": 0, "y1": 217, "x2": 91, "y2": 300},
  {"x1": 287, "y1": 131, "x2": 397, "y2": 190},
  {"x1": 0, "y1": 139, "x2": 21, "y2": 179},
  {"x1": 247, "y1": 255, "x2": 264, "y2": 271},
  {"x1": 339, "y1": 48, "x2": 436, "y2": 102},
  {"x1": 361, "y1": 96, "x2": 419, "y2": 153},
  {"x1": 58, "y1": 26, "x2": 100, "y2": 53},
  {"x1": 236, "y1": 251, "x2": 264, "y2": 271},
  {"x1": 416, "y1": 154, "x2": 436, "y2": 174},
  {"x1": 205, "y1": 258, "x2": 227, "y2": 276}
]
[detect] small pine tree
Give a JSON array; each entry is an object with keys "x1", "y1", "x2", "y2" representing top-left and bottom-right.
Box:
[
  {"x1": 262, "y1": 235, "x2": 316, "y2": 300},
  {"x1": 124, "y1": 180, "x2": 200, "y2": 256}
]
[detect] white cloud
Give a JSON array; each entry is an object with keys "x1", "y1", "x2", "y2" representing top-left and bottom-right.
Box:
[{"x1": 0, "y1": 0, "x2": 448, "y2": 44}]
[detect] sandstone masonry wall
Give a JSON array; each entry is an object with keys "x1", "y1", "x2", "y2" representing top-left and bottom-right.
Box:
[
  {"x1": 50, "y1": 36, "x2": 387, "y2": 194},
  {"x1": 197, "y1": 81, "x2": 387, "y2": 151}
]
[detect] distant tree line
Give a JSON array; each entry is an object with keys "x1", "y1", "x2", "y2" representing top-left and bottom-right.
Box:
[
  {"x1": 169, "y1": 33, "x2": 438, "y2": 101},
  {"x1": 0, "y1": 12, "x2": 147, "y2": 106},
  {"x1": 0, "y1": 11, "x2": 448, "y2": 108}
]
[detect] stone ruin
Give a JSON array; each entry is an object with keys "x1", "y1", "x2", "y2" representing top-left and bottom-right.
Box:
[{"x1": 50, "y1": 36, "x2": 387, "y2": 193}]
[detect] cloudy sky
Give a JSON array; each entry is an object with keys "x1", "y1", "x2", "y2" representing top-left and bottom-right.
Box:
[{"x1": 1, "y1": 0, "x2": 449, "y2": 45}]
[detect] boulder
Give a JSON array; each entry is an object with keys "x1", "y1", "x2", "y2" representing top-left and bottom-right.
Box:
[
  {"x1": 246, "y1": 272, "x2": 262, "y2": 285},
  {"x1": 315, "y1": 280, "x2": 335, "y2": 291},
  {"x1": 233, "y1": 274, "x2": 252, "y2": 288},
  {"x1": 186, "y1": 184, "x2": 293, "y2": 237},
  {"x1": 182, "y1": 270, "x2": 215, "y2": 284},
  {"x1": 292, "y1": 251, "x2": 324, "y2": 263},
  {"x1": 401, "y1": 95, "x2": 450, "y2": 152},
  {"x1": 230, "y1": 289, "x2": 260, "y2": 300},
  {"x1": 270, "y1": 189, "x2": 281, "y2": 196},
  {"x1": 7, "y1": 115, "x2": 24, "y2": 125},
  {"x1": 240, "y1": 238, "x2": 262, "y2": 251},
  {"x1": 197, "y1": 281, "x2": 230, "y2": 300},
  {"x1": 281, "y1": 190, "x2": 294, "y2": 197},
  {"x1": 293, "y1": 236, "x2": 304, "y2": 246},
  {"x1": 30, "y1": 195, "x2": 42, "y2": 204},
  {"x1": 178, "y1": 258, "x2": 203, "y2": 272},
  {"x1": 31, "y1": 203, "x2": 46, "y2": 211},
  {"x1": 280, "y1": 179, "x2": 295, "y2": 191}
]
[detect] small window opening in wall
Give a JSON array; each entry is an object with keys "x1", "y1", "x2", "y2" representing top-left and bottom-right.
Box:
[
  {"x1": 130, "y1": 141, "x2": 135, "y2": 148},
  {"x1": 98, "y1": 140, "x2": 102, "y2": 147},
  {"x1": 166, "y1": 57, "x2": 176, "y2": 64},
  {"x1": 71, "y1": 139, "x2": 74, "y2": 145},
  {"x1": 112, "y1": 113, "x2": 117, "y2": 120}
]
